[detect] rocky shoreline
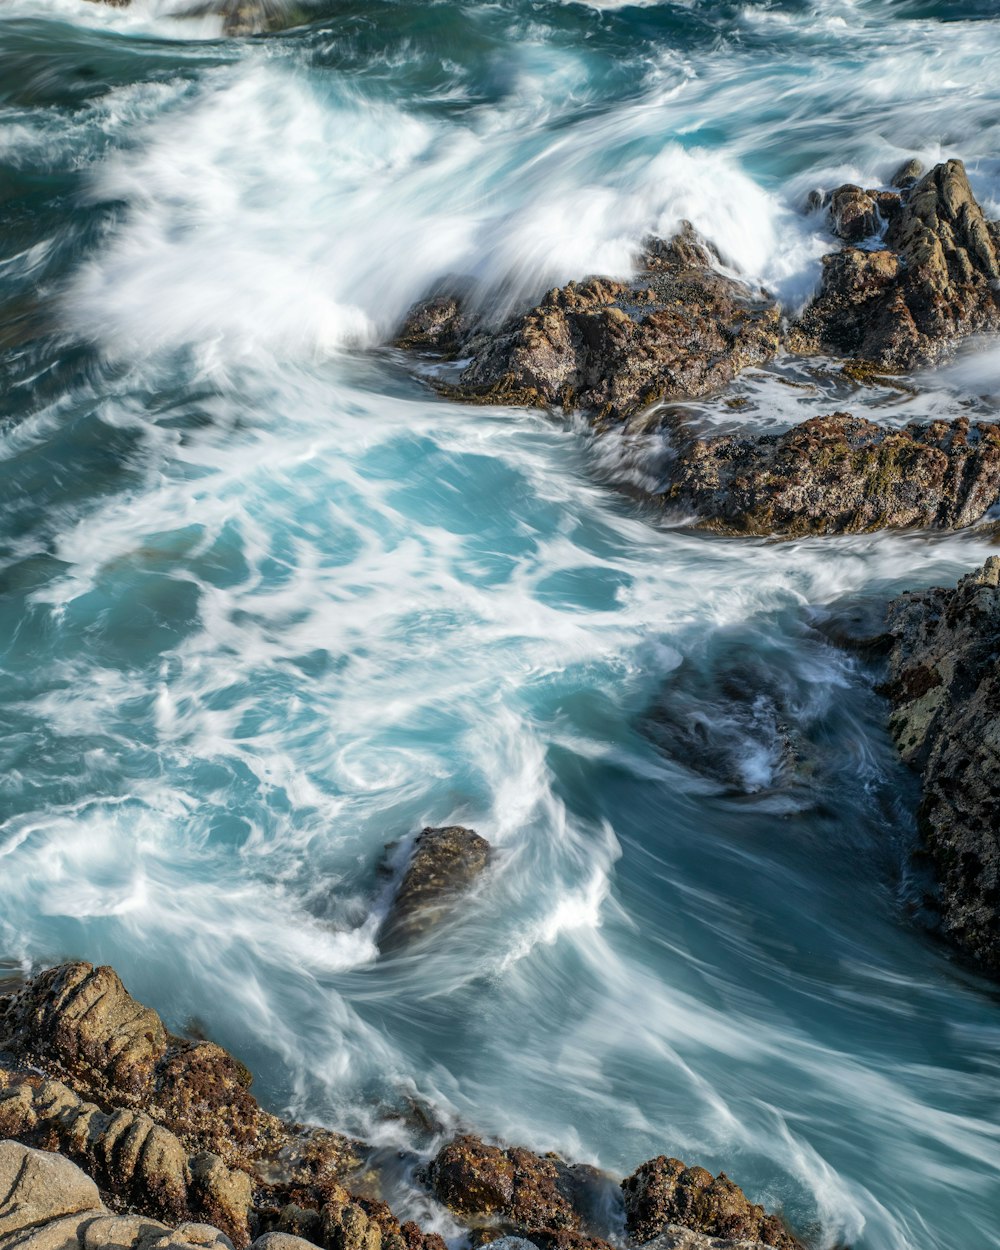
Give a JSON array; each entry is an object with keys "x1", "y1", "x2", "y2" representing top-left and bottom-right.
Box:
[{"x1": 0, "y1": 963, "x2": 801, "y2": 1250}]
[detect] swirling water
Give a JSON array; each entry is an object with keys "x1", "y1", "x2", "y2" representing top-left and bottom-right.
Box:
[{"x1": 2, "y1": 1, "x2": 1000, "y2": 1247}]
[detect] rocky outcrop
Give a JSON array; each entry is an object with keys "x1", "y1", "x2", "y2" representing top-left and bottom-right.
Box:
[
  {"x1": 0, "y1": 962, "x2": 361, "y2": 1178},
  {"x1": 659, "y1": 413, "x2": 1000, "y2": 536},
  {"x1": 881, "y1": 556, "x2": 1000, "y2": 977},
  {"x1": 396, "y1": 229, "x2": 780, "y2": 424},
  {"x1": 379, "y1": 827, "x2": 492, "y2": 951},
  {"x1": 0, "y1": 965, "x2": 802, "y2": 1250},
  {"x1": 0, "y1": 964, "x2": 451, "y2": 1250},
  {"x1": 429, "y1": 1136, "x2": 797, "y2": 1250},
  {"x1": 792, "y1": 159, "x2": 1000, "y2": 370},
  {"x1": 82, "y1": 0, "x2": 295, "y2": 35},
  {"x1": 621, "y1": 1158, "x2": 798, "y2": 1250},
  {"x1": 0, "y1": 1139, "x2": 316, "y2": 1250}
]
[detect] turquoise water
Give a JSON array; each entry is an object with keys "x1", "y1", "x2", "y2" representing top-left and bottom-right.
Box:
[{"x1": 2, "y1": 2, "x2": 1000, "y2": 1248}]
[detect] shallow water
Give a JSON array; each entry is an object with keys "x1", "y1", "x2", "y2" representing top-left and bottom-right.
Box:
[{"x1": 2, "y1": 2, "x2": 1000, "y2": 1248}]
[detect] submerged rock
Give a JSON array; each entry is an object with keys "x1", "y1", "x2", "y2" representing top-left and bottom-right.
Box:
[
  {"x1": 379, "y1": 826, "x2": 492, "y2": 951},
  {"x1": 660, "y1": 413, "x2": 1000, "y2": 536},
  {"x1": 396, "y1": 228, "x2": 780, "y2": 424},
  {"x1": 791, "y1": 159, "x2": 1000, "y2": 369},
  {"x1": 881, "y1": 556, "x2": 1000, "y2": 977},
  {"x1": 621, "y1": 1158, "x2": 798, "y2": 1250}
]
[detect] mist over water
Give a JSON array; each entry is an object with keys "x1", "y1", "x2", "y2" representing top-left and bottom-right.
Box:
[{"x1": 2, "y1": 2, "x2": 1000, "y2": 1249}]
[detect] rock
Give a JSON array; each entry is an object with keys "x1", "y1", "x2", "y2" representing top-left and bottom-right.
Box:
[
  {"x1": 636, "y1": 1230, "x2": 777, "y2": 1250},
  {"x1": 430, "y1": 1136, "x2": 578, "y2": 1235},
  {"x1": 0, "y1": 1138, "x2": 102, "y2": 1234},
  {"x1": 659, "y1": 412, "x2": 1000, "y2": 536},
  {"x1": 396, "y1": 227, "x2": 780, "y2": 424},
  {"x1": 828, "y1": 185, "x2": 889, "y2": 243},
  {"x1": 380, "y1": 827, "x2": 492, "y2": 951},
  {"x1": 791, "y1": 160, "x2": 1000, "y2": 369},
  {"x1": 0, "y1": 1066, "x2": 251, "y2": 1245},
  {"x1": 881, "y1": 556, "x2": 1000, "y2": 976},
  {"x1": 621, "y1": 1158, "x2": 798, "y2": 1250},
  {"x1": 890, "y1": 158, "x2": 924, "y2": 190},
  {"x1": 0, "y1": 963, "x2": 363, "y2": 1178}
]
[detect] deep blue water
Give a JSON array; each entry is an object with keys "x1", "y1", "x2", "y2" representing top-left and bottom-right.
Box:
[{"x1": 2, "y1": 2, "x2": 1000, "y2": 1248}]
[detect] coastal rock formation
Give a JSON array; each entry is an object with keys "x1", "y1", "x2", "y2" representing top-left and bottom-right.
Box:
[
  {"x1": 0, "y1": 965, "x2": 801, "y2": 1250},
  {"x1": 380, "y1": 826, "x2": 492, "y2": 951},
  {"x1": 430, "y1": 1136, "x2": 796, "y2": 1250},
  {"x1": 792, "y1": 159, "x2": 1000, "y2": 369},
  {"x1": 881, "y1": 557, "x2": 1000, "y2": 976},
  {"x1": 660, "y1": 413, "x2": 1000, "y2": 536},
  {"x1": 429, "y1": 1135, "x2": 579, "y2": 1234},
  {"x1": 0, "y1": 962, "x2": 362, "y2": 1176},
  {"x1": 0, "y1": 1139, "x2": 316, "y2": 1250},
  {"x1": 621, "y1": 1158, "x2": 798, "y2": 1250},
  {"x1": 396, "y1": 229, "x2": 780, "y2": 424}
]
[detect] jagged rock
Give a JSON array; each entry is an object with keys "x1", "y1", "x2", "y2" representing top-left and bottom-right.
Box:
[
  {"x1": 881, "y1": 556, "x2": 1000, "y2": 976},
  {"x1": 791, "y1": 159, "x2": 1000, "y2": 369},
  {"x1": 0, "y1": 1066, "x2": 252, "y2": 1246},
  {"x1": 0, "y1": 963, "x2": 362, "y2": 1180},
  {"x1": 430, "y1": 1136, "x2": 578, "y2": 1235},
  {"x1": 396, "y1": 228, "x2": 780, "y2": 424},
  {"x1": 890, "y1": 158, "x2": 924, "y2": 190},
  {"x1": 660, "y1": 412, "x2": 1000, "y2": 536},
  {"x1": 638, "y1": 1229, "x2": 777, "y2": 1250},
  {"x1": 380, "y1": 827, "x2": 492, "y2": 951},
  {"x1": 621, "y1": 1158, "x2": 798, "y2": 1250},
  {"x1": 828, "y1": 185, "x2": 897, "y2": 243}
]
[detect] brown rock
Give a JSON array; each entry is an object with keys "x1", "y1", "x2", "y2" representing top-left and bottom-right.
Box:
[
  {"x1": 791, "y1": 159, "x2": 1000, "y2": 369},
  {"x1": 430, "y1": 1136, "x2": 576, "y2": 1234},
  {"x1": 380, "y1": 827, "x2": 492, "y2": 951},
  {"x1": 660, "y1": 412, "x2": 1000, "y2": 536},
  {"x1": 881, "y1": 556, "x2": 1000, "y2": 976},
  {"x1": 397, "y1": 227, "x2": 780, "y2": 424},
  {"x1": 621, "y1": 1158, "x2": 798, "y2": 1250}
]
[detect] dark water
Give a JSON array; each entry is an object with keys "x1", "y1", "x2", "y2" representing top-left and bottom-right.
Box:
[{"x1": 2, "y1": 2, "x2": 1000, "y2": 1248}]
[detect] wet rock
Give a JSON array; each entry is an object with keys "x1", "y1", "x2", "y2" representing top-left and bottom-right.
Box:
[
  {"x1": 890, "y1": 158, "x2": 924, "y2": 190},
  {"x1": 791, "y1": 159, "x2": 1000, "y2": 369},
  {"x1": 394, "y1": 296, "x2": 469, "y2": 355},
  {"x1": 621, "y1": 1158, "x2": 798, "y2": 1250},
  {"x1": 380, "y1": 827, "x2": 492, "y2": 951},
  {"x1": 0, "y1": 963, "x2": 363, "y2": 1181},
  {"x1": 397, "y1": 228, "x2": 780, "y2": 424},
  {"x1": 660, "y1": 412, "x2": 1000, "y2": 536},
  {"x1": 638, "y1": 1229, "x2": 777, "y2": 1250},
  {"x1": 881, "y1": 556, "x2": 1000, "y2": 976},
  {"x1": 430, "y1": 1136, "x2": 577, "y2": 1234},
  {"x1": 828, "y1": 185, "x2": 888, "y2": 243}
]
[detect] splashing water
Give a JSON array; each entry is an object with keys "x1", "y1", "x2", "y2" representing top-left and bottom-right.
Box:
[{"x1": 2, "y1": 3, "x2": 1000, "y2": 1249}]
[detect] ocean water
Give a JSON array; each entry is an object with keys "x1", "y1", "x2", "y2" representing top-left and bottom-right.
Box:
[{"x1": 2, "y1": 2, "x2": 1000, "y2": 1248}]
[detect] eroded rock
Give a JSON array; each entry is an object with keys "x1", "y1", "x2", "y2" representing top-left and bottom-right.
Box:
[
  {"x1": 380, "y1": 827, "x2": 492, "y2": 951},
  {"x1": 621, "y1": 1158, "x2": 798, "y2": 1250},
  {"x1": 881, "y1": 556, "x2": 1000, "y2": 976},
  {"x1": 660, "y1": 412, "x2": 1000, "y2": 536},
  {"x1": 791, "y1": 159, "x2": 1000, "y2": 369},
  {"x1": 396, "y1": 228, "x2": 780, "y2": 424}
]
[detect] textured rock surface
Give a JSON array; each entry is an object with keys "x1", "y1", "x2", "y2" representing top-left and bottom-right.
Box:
[
  {"x1": 380, "y1": 827, "x2": 492, "y2": 951},
  {"x1": 0, "y1": 963, "x2": 361, "y2": 1177},
  {"x1": 396, "y1": 229, "x2": 780, "y2": 423},
  {"x1": 0, "y1": 1140, "x2": 322, "y2": 1250},
  {"x1": 621, "y1": 1158, "x2": 798, "y2": 1250},
  {"x1": 881, "y1": 556, "x2": 1000, "y2": 976},
  {"x1": 660, "y1": 413, "x2": 1000, "y2": 536},
  {"x1": 791, "y1": 159, "x2": 1000, "y2": 369},
  {"x1": 0, "y1": 966, "x2": 802, "y2": 1250}
]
